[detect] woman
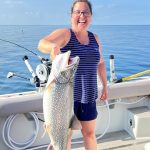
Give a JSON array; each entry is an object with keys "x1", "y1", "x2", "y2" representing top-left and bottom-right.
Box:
[{"x1": 38, "y1": 0, "x2": 108, "y2": 150}]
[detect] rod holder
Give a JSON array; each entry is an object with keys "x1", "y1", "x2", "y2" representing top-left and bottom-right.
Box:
[{"x1": 109, "y1": 55, "x2": 117, "y2": 82}]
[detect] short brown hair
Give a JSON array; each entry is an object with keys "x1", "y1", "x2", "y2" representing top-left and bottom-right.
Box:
[{"x1": 71, "y1": 0, "x2": 92, "y2": 15}]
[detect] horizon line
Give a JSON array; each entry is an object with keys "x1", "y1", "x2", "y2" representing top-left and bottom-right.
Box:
[{"x1": 0, "y1": 24, "x2": 150, "y2": 26}]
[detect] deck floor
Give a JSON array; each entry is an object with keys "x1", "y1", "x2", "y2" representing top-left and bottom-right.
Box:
[
  {"x1": 36, "y1": 130, "x2": 150, "y2": 150},
  {"x1": 72, "y1": 130, "x2": 150, "y2": 150}
]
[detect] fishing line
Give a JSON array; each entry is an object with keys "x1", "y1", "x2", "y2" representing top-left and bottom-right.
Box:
[
  {"x1": 0, "y1": 38, "x2": 37, "y2": 56},
  {"x1": 0, "y1": 38, "x2": 45, "y2": 61}
]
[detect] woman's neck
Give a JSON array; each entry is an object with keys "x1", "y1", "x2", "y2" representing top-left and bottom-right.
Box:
[
  {"x1": 71, "y1": 28, "x2": 89, "y2": 45},
  {"x1": 71, "y1": 27, "x2": 87, "y2": 35}
]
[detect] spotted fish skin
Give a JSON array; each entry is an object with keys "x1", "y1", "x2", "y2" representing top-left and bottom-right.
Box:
[{"x1": 43, "y1": 51, "x2": 80, "y2": 150}]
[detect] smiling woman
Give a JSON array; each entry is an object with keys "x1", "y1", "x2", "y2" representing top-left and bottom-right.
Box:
[{"x1": 37, "y1": 0, "x2": 107, "y2": 150}]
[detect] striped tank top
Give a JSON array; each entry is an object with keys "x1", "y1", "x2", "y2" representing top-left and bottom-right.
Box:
[{"x1": 61, "y1": 29, "x2": 100, "y2": 103}]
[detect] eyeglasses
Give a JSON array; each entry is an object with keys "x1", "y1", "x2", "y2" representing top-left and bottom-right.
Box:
[{"x1": 72, "y1": 10, "x2": 91, "y2": 17}]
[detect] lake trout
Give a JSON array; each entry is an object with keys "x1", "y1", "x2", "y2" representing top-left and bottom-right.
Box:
[{"x1": 43, "y1": 51, "x2": 80, "y2": 150}]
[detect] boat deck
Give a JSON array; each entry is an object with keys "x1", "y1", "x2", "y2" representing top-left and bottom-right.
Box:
[
  {"x1": 37, "y1": 130, "x2": 150, "y2": 150},
  {"x1": 72, "y1": 130, "x2": 150, "y2": 150}
]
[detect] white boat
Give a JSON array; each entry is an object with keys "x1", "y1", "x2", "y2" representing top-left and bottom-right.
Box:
[
  {"x1": 0, "y1": 76, "x2": 150, "y2": 150},
  {"x1": 0, "y1": 41, "x2": 149, "y2": 149}
]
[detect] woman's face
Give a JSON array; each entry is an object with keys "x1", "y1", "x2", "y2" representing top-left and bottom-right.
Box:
[{"x1": 71, "y1": 2, "x2": 92, "y2": 32}]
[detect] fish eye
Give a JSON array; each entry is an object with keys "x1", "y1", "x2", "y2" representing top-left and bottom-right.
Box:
[{"x1": 73, "y1": 67, "x2": 76, "y2": 71}]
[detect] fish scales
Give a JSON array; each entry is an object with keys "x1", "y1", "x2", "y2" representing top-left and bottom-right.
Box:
[{"x1": 43, "y1": 51, "x2": 80, "y2": 150}]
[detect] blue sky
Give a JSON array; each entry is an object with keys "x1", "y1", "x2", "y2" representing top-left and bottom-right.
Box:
[{"x1": 0, "y1": 0, "x2": 150, "y2": 25}]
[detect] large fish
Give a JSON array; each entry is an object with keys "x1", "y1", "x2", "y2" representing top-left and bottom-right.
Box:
[{"x1": 43, "y1": 51, "x2": 80, "y2": 150}]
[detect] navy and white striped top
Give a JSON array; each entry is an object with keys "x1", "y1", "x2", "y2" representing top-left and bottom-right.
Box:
[{"x1": 61, "y1": 29, "x2": 100, "y2": 103}]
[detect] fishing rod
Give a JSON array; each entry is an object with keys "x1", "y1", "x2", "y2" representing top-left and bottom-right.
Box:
[
  {"x1": 0, "y1": 38, "x2": 52, "y2": 89},
  {"x1": 115, "y1": 69, "x2": 150, "y2": 83},
  {"x1": 7, "y1": 72, "x2": 30, "y2": 81},
  {"x1": 0, "y1": 38, "x2": 46, "y2": 62}
]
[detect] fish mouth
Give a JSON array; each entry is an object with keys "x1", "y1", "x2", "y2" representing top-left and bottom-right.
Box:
[
  {"x1": 68, "y1": 56, "x2": 79, "y2": 65},
  {"x1": 63, "y1": 50, "x2": 71, "y2": 67},
  {"x1": 67, "y1": 56, "x2": 80, "y2": 68},
  {"x1": 65, "y1": 50, "x2": 79, "y2": 68}
]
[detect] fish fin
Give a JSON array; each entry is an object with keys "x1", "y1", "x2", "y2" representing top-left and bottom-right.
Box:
[
  {"x1": 41, "y1": 123, "x2": 51, "y2": 138},
  {"x1": 70, "y1": 115, "x2": 82, "y2": 130}
]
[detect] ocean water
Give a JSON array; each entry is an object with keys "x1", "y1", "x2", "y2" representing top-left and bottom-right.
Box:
[{"x1": 0, "y1": 25, "x2": 150, "y2": 95}]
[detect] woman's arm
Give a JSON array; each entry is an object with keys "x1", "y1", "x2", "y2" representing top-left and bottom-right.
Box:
[
  {"x1": 94, "y1": 34, "x2": 108, "y2": 101},
  {"x1": 37, "y1": 28, "x2": 70, "y2": 60},
  {"x1": 98, "y1": 56, "x2": 107, "y2": 89}
]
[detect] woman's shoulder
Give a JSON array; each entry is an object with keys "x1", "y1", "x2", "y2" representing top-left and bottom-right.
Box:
[
  {"x1": 47, "y1": 28, "x2": 71, "y2": 46},
  {"x1": 88, "y1": 31, "x2": 101, "y2": 47},
  {"x1": 55, "y1": 28, "x2": 72, "y2": 47},
  {"x1": 88, "y1": 31, "x2": 99, "y2": 39},
  {"x1": 88, "y1": 31, "x2": 100, "y2": 42},
  {"x1": 93, "y1": 33, "x2": 99, "y2": 41},
  {"x1": 88, "y1": 31, "x2": 98, "y2": 38}
]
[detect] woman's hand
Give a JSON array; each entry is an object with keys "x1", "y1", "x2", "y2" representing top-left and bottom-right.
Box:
[
  {"x1": 100, "y1": 87, "x2": 108, "y2": 101},
  {"x1": 50, "y1": 44, "x2": 60, "y2": 61}
]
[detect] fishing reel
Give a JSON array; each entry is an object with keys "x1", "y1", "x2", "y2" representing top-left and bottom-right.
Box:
[
  {"x1": 7, "y1": 55, "x2": 52, "y2": 91},
  {"x1": 22, "y1": 55, "x2": 52, "y2": 88},
  {"x1": 35, "y1": 59, "x2": 51, "y2": 84},
  {"x1": 0, "y1": 38, "x2": 52, "y2": 91}
]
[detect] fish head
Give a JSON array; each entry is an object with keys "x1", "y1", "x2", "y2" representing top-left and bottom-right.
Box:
[
  {"x1": 46, "y1": 51, "x2": 79, "y2": 86},
  {"x1": 59, "y1": 55, "x2": 80, "y2": 83},
  {"x1": 54, "y1": 51, "x2": 80, "y2": 84}
]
